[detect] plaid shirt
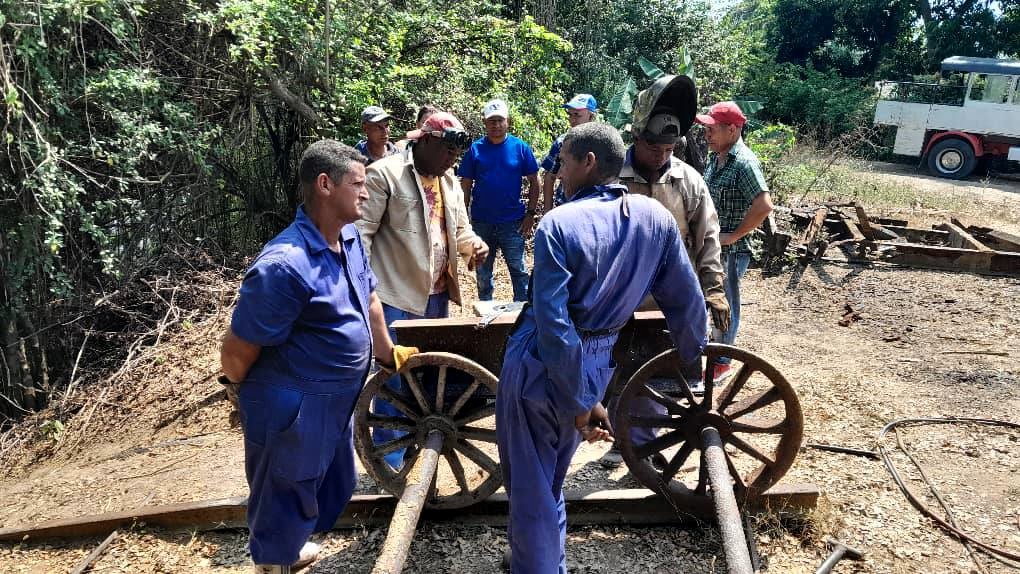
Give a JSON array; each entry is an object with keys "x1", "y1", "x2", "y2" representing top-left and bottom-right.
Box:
[{"x1": 704, "y1": 139, "x2": 769, "y2": 257}]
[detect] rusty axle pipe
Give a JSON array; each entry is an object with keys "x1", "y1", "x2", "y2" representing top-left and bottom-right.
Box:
[
  {"x1": 701, "y1": 426, "x2": 754, "y2": 574},
  {"x1": 371, "y1": 429, "x2": 446, "y2": 574}
]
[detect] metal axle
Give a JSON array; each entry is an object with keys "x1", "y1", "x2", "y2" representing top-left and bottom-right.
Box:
[
  {"x1": 371, "y1": 429, "x2": 446, "y2": 574},
  {"x1": 701, "y1": 425, "x2": 754, "y2": 574}
]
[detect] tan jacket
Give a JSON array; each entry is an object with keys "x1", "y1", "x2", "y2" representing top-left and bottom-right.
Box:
[
  {"x1": 357, "y1": 148, "x2": 481, "y2": 315},
  {"x1": 620, "y1": 155, "x2": 725, "y2": 300}
]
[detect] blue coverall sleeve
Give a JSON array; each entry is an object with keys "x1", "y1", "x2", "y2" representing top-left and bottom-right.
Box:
[
  {"x1": 540, "y1": 139, "x2": 561, "y2": 173},
  {"x1": 230, "y1": 257, "x2": 311, "y2": 347},
  {"x1": 531, "y1": 223, "x2": 588, "y2": 416},
  {"x1": 649, "y1": 223, "x2": 709, "y2": 364}
]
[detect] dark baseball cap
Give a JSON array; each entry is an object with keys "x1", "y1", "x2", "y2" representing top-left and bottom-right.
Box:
[{"x1": 361, "y1": 105, "x2": 393, "y2": 123}]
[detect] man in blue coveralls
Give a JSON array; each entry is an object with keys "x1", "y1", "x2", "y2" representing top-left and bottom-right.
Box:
[
  {"x1": 220, "y1": 140, "x2": 405, "y2": 574},
  {"x1": 496, "y1": 123, "x2": 708, "y2": 573}
]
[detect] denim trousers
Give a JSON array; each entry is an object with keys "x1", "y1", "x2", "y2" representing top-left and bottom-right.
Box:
[
  {"x1": 372, "y1": 293, "x2": 449, "y2": 467},
  {"x1": 472, "y1": 219, "x2": 529, "y2": 302},
  {"x1": 715, "y1": 251, "x2": 751, "y2": 365}
]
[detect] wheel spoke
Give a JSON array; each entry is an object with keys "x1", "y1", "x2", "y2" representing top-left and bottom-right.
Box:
[
  {"x1": 402, "y1": 371, "x2": 432, "y2": 415},
  {"x1": 726, "y1": 434, "x2": 775, "y2": 467},
  {"x1": 459, "y1": 426, "x2": 497, "y2": 443},
  {"x1": 636, "y1": 384, "x2": 689, "y2": 416},
  {"x1": 455, "y1": 403, "x2": 496, "y2": 426},
  {"x1": 633, "y1": 429, "x2": 686, "y2": 459},
  {"x1": 701, "y1": 357, "x2": 716, "y2": 409},
  {"x1": 660, "y1": 440, "x2": 695, "y2": 482},
  {"x1": 377, "y1": 385, "x2": 422, "y2": 420},
  {"x1": 729, "y1": 416, "x2": 788, "y2": 434},
  {"x1": 627, "y1": 414, "x2": 683, "y2": 429},
  {"x1": 448, "y1": 379, "x2": 482, "y2": 417},
  {"x1": 454, "y1": 439, "x2": 499, "y2": 475},
  {"x1": 365, "y1": 414, "x2": 416, "y2": 433},
  {"x1": 435, "y1": 365, "x2": 448, "y2": 413},
  {"x1": 374, "y1": 434, "x2": 417, "y2": 457},
  {"x1": 724, "y1": 387, "x2": 782, "y2": 420},
  {"x1": 695, "y1": 457, "x2": 708, "y2": 495},
  {"x1": 394, "y1": 445, "x2": 422, "y2": 482},
  {"x1": 445, "y1": 450, "x2": 471, "y2": 495},
  {"x1": 724, "y1": 450, "x2": 747, "y2": 492},
  {"x1": 714, "y1": 365, "x2": 753, "y2": 412}
]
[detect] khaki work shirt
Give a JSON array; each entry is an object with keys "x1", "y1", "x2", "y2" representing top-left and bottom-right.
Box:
[{"x1": 620, "y1": 154, "x2": 725, "y2": 300}]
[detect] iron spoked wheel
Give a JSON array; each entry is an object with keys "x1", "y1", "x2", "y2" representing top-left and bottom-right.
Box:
[
  {"x1": 616, "y1": 343, "x2": 803, "y2": 516},
  {"x1": 353, "y1": 352, "x2": 501, "y2": 510}
]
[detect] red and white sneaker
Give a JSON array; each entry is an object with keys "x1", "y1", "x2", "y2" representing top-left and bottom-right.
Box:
[{"x1": 711, "y1": 363, "x2": 734, "y2": 385}]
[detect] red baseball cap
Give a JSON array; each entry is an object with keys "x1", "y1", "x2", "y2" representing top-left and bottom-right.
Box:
[
  {"x1": 406, "y1": 112, "x2": 465, "y2": 140},
  {"x1": 695, "y1": 102, "x2": 747, "y2": 128}
]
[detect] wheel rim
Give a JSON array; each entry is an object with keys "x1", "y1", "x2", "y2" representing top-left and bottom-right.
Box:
[
  {"x1": 615, "y1": 344, "x2": 803, "y2": 517},
  {"x1": 937, "y1": 149, "x2": 963, "y2": 173},
  {"x1": 353, "y1": 352, "x2": 502, "y2": 510}
]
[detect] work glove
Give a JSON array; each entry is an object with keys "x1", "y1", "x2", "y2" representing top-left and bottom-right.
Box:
[
  {"x1": 705, "y1": 291, "x2": 731, "y2": 334},
  {"x1": 378, "y1": 345, "x2": 420, "y2": 372},
  {"x1": 218, "y1": 375, "x2": 241, "y2": 428}
]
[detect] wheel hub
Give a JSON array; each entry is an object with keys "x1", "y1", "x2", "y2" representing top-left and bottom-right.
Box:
[
  {"x1": 939, "y1": 150, "x2": 963, "y2": 171},
  {"x1": 418, "y1": 414, "x2": 458, "y2": 444}
]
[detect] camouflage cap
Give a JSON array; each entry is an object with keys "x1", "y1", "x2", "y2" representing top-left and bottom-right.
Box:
[{"x1": 631, "y1": 75, "x2": 697, "y2": 140}]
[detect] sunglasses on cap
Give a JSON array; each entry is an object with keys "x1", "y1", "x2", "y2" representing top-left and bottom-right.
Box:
[{"x1": 427, "y1": 128, "x2": 472, "y2": 149}]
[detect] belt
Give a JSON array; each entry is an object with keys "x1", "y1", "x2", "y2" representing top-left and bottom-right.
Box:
[{"x1": 576, "y1": 325, "x2": 622, "y2": 339}]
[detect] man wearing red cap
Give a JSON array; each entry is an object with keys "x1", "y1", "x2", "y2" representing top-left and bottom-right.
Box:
[
  {"x1": 357, "y1": 112, "x2": 489, "y2": 466},
  {"x1": 696, "y1": 101, "x2": 773, "y2": 379}
]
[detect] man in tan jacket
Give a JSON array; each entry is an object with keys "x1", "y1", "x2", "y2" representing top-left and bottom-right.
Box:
[{"x1": 357, "y1": 111, "x2": 488, "y2": 466}]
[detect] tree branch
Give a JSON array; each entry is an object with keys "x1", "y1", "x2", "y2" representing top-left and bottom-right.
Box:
[{"x1": 261, "y1": 68, "x2": 320, "y2": 126}]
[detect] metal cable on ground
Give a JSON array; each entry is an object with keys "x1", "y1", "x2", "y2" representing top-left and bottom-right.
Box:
[
  {"x1": 877, "y1": 417, "x2": 1020, "y2": 567},
  {"x1": 892, "y1": 425, "x2": 988, "y2": 574}
]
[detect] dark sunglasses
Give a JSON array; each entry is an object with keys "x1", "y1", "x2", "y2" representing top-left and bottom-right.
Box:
[{"x1": 428, "y1": 128, "x2": 472, "y2": 149}]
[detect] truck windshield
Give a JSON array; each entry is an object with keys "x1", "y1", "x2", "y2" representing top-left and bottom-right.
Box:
[{"x1": 969, "y1": 74, "x2": 1013, "y2": 104}]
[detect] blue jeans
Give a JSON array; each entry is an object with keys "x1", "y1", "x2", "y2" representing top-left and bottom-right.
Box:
[
  {"x1": 473, "y1": 219, "x2": 529, "y2": 302},
  {"x1": 715, "y1": 251, "x2": 751, "y2": 365},
  {"x1": 372, "y1": 293, "x2": 449, "y2": 468}
]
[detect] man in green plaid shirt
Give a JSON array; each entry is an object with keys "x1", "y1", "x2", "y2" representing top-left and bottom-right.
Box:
[{"x1": 696, "y1": 102, "x2": 774, "y2": 381}]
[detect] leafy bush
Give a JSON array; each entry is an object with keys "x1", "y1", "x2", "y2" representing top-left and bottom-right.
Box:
[{"x1": 740, "y1": 63, "x2": 876, "y2": 139}]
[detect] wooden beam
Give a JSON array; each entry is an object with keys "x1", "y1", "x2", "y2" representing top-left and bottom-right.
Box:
[
  {"x1": 0, "y1": 485, "x2": 822, "y2": 542},
  {"x1": 880, "y1": 225, "x2": 949, "y2": 244},
  {"x1": 877, "y1": 242, "x2": 1020, "y2": 276},
  {"x1": 935, "y1": 222, "x2": 991, "y2": 251},
  {"x1": 799, "y1": 207, "x2": 828, "y2": 258}
]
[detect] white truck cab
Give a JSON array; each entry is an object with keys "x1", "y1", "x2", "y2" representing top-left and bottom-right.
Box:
[{"x1": 874, "y1": 56, "x2": 1020, "y2": 179}]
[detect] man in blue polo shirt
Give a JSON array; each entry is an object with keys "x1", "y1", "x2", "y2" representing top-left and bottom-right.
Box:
[
  {"x1": 220, "y1": 140, "x2": 407, "y2": 574},
  {"x1": 540, "y1": 93, "x2": 598, "y2": 210},
  {"x1": 458, "y1": 99, "x2": 540, "y2": 301}
]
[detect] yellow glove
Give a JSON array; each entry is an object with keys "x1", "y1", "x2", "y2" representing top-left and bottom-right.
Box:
[{"x1": 393, "y1": 345, "x2": 420, "y2": 371}]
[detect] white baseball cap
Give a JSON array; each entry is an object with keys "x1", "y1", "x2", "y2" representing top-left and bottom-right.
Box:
[{"x1": 482, "y1": 99, "x2": 509, "y2": 119}]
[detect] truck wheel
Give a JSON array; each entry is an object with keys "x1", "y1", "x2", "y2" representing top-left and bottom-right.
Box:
[{"x1": 927, "y1": 138, "x2": 977, "y2": 179}]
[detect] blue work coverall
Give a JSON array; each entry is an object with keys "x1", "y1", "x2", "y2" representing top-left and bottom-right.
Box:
[
  {"x1": 231, "y1": 207, "x2": 375, "y2": 566},
  {"x1": 496, "y1": 184, "x2": 707, "y2": 573}
]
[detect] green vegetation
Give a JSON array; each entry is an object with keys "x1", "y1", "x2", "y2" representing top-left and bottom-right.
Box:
[{"x1": 1, "y1": 0, "x2": 1017, "y2": 417}]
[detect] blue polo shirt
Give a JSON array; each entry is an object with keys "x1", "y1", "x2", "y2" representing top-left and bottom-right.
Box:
[
  {"x1": 231, "y1": 206, "x2": 376, "y2": 388},
  {"x1": 458, "y1": 134, "x2": 539, "y2": 224}
]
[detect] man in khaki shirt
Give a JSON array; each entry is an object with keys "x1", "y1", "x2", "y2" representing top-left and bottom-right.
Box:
[
  {"x1": 601, "y1": 75, "x2": 729, "y2": 469},
  {"x1": 357, "y1": 112, "x2": 488, "y2": 467}
]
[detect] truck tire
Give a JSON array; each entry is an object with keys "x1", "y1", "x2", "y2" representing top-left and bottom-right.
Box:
[{"x1": 927, "y1": 138, "x2": 977, "y2": 179}]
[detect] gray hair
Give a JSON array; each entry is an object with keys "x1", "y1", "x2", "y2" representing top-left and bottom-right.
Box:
[
  {"x1": 561, "y1": 123, "x2": 626, "y2": 181},
  {"x1": 299, "y1": 139, "x2": 366, "y2": 202}
]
